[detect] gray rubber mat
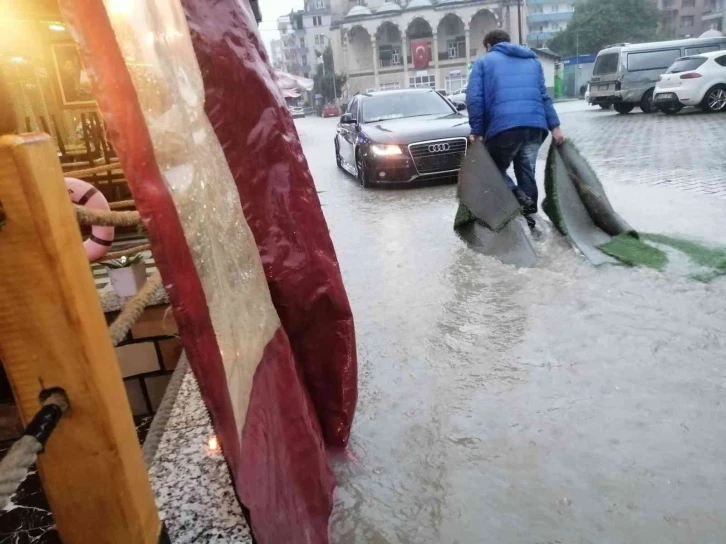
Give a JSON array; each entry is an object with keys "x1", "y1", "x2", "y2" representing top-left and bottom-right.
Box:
[
  {"x1": 558, "y1": 142, "x2": 635, "y2": 237},
  {"x1": 457, "y1": 218, "x2": 537, "y2": 268},
  {"x1": 458, "y1": 141, "x2": 521, "y2": 232},
  {"x1": 547, "y1": 146, "x2": 617, "y2": 266}
]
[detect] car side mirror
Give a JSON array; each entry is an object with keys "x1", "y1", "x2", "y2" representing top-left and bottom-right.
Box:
[
  {"x1": 340, "y1": 113, "x2": 356, "y2": 124},
  {"x1": 454, "y1": 102, "x2": 467, "y2": 111}
]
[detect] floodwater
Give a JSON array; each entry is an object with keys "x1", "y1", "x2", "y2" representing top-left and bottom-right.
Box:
[{"x1": 295, "y1": 105, "x2": 726, "y2": 544}]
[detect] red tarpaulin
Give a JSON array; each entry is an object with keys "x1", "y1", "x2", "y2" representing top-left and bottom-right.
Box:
[
  {"x1": 61, "y1": 0, "x2": 357, "y2": 542},
  {"x1": 182, "y1": 0, "x2": 357, "y2": 449}
]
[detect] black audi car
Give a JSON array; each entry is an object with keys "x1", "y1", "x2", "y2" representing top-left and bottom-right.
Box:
[{"x1": 334, "y1": 89, "x2": 470, "y2": 188}]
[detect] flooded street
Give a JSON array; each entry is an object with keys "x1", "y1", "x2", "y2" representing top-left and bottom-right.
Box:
[{"x1": 296, "y1": 103, "x2": 726, "y2": 543}]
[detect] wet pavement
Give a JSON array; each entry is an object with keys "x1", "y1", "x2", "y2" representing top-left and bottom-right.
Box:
[{"x1": 295, "y1": 102, "x2": 726, "y2": 544}]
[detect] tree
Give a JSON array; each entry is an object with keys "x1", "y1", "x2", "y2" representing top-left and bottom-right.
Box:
[
  {"x1": 313, "y1": 46, "x2": 346, "y2": 103},
  {"x1": 547, "y1": 0, "x2": 661, "y2": 57}
]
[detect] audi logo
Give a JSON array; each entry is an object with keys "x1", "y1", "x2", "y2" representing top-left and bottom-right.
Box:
[{"x1": 428, "y1": 143, "x2": 451, "y2": 153}]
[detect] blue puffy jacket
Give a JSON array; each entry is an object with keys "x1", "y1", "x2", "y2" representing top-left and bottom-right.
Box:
[{"x1": 467, "y1": 43, "x2": 560, "y2": 140}]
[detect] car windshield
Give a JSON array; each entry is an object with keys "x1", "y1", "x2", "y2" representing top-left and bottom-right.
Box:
[
  {"x1": 666, "y1": 57, "x2": 707, "y2": 73},
  {"x1": 360, "y1": 91, "x2": 454, "y2": 123},
  {"x1": 593, "y1": 52, "x2": 620, "y2": 75}
]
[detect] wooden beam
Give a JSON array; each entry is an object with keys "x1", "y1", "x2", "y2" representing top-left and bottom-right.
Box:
[{"x1": 0, "y1": 133, "x2": 161, "y2": 543}]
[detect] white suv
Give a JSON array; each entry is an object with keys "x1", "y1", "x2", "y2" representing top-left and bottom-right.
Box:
[{"x1": 654, "y1": 51, "x2": 726, "y2": 114}]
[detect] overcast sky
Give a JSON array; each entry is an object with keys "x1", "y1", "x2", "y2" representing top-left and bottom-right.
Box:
[{"x1": 257, "y1": 0, "x2": 305, "y2": 55}]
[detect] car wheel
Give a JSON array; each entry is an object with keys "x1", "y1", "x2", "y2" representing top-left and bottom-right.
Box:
[
  {"x1": 639, "y1": 89, "x2": 656, "y2": 113},
  {"x1": 356, "y1": 149, "x2": 371, "y2": 188},
  {"x1": 599, "y1": 103, "x2": 612, "y2": 110},
  {"x1": 660, "y1": 103, "x2": 683, "y2": 115},
  {"x1": 614, "y1": 103, "x2": 635, "y2": 114},
  {"x1": 702, "y1": 85, "x2": 726, "y2": 113}
]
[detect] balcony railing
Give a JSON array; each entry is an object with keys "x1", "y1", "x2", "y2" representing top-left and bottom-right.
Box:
[{"x1": 527, "y1": 12, "x2": 574, "y2": 23}]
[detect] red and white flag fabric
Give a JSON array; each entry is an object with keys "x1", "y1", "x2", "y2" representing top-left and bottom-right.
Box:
[
  {"x1": 61, "y1": 0, "x2": 358, "y2": 542},
  {"x1": 411, "y1": 38, "x2": 431, "y2": 70}
]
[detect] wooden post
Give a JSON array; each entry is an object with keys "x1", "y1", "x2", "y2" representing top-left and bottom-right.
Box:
[{"x1": 0, "y1": 133, "x2": 162, "y2": 543}]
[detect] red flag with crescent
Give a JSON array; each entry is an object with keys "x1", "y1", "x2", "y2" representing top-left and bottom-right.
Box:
[{"x1": 411, "y1": 39, "x2": 430, "y2": 70}]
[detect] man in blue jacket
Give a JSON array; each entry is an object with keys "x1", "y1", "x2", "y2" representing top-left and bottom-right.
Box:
[{"x1": 467, "y1": 30, "x2": 564, "y2": 230}]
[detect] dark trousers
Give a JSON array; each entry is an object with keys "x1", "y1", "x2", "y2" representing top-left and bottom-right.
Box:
[{"x1": 486, "y1": 128, "x2": 546, "y2": 212}]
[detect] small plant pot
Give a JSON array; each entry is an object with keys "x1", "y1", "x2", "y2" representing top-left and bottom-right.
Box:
[{"x1": 107, "y1": 261, "x2": 147, "y2": 297}]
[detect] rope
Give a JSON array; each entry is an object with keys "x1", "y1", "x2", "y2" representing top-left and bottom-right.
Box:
[
  {"x1": 0, "y1": 390, "x2": 69, "y2": 509},
  {"x1": 64, "y1": 162, "x2": 121, "y2": 178},
  {"x1": 75, "y1": 205, "x2": 141, "y2": 227},
  {"x1": 108, "y1": 200, "x2": 136, "y2": 210},
  {"x1": 101, "y1": 243, "x2": 151, "y2": 262},
  {"x1": 108, "y1": 271, "x2": 163, "y2": 346},
  {"x1": 143, "y1": 355, "x2": 188, "y2": 467}
]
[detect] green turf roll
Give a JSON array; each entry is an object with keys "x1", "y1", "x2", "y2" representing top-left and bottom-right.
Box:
[{"x1": 598, "y1": 234, "x2": 667, "y2": 270}]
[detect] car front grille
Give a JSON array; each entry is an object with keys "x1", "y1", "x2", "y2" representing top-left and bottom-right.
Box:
[{"x1": 408, "y1": 138, "x2": 467, "y2": 174}]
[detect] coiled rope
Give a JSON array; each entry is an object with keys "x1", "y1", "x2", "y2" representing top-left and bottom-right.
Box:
[
  {"x1": 75, "y1": 205, "x2": 140, "y2": 228},
  {"x1": 0, "y1": 390, "x2": 70, "y2": 509},
  {"x1": 108, "y1": 271, "x2": 163, "y2": 346},
  {"x1": 0, "y1": 204, "x2": 164, "y2": 505}
]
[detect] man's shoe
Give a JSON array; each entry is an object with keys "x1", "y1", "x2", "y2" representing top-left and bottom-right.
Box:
[
  {"x1": 525, "y1": 215, "x2": 543, "y2": 241},
  {"x1": 512, "y1": 188, "x2": 534, "y2": 209}
]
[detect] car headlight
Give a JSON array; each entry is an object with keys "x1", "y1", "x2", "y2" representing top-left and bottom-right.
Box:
[{"x1": 370, "y1": 144, "x2": 403, "y2": 157}]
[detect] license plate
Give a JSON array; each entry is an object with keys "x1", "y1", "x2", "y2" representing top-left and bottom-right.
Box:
[
  {"x1": 655, "y1": 93, "x2": 675, "y2": 101},
  {"x1": 598, "y1": 85, "x2": 609, "y2": 91}
]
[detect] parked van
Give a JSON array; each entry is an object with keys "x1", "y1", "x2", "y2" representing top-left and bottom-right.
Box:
[{"x1": 588, "y1": 36, "x2": 726, "y2": 114}]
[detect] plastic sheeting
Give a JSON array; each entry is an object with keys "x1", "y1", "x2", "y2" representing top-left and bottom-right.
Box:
[
  {"x1": 182, "y1": 0, "x2": 358, "y2": 448},
  {"x1": 61, "y1": 0, "x2": 337, "y2": 541},
  {"x1": 543, "y1": 142, "x2": 618, "y2": 266},
  {"x1": 454, "y1": 142, "x2": 536, "y2": 268},
  {"x1": 458, "y1": 141, "x2": 521, "y2": 232}
]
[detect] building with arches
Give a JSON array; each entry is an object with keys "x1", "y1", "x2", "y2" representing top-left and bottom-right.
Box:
[{"x1": 329, "y1": 0, "x2": 527, "y2": 96}]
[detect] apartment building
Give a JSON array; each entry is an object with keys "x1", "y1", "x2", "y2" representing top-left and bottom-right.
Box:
[
  {"x1": 659, "y1": 0, "x2": 724, "y2": 37},
  {"x1": 526, "y1": 0, "x2": 574, "y2": 47}
]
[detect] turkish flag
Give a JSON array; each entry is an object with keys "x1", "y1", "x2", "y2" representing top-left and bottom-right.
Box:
[{"x1": 411, "y1": 39, "x2": 430, "y2": 70}]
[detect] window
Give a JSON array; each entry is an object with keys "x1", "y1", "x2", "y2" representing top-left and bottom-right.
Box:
[
  {"x1": 531, "y1": 6, "x2": 543, "y2": 13},
  {"x1": 378, "y1": 45, "x2": 402, "y2": 66},
  {"x1": 681, "y1": 15, "x2": 695, "y2": 26},
  {"x1": 666, "y1": 56, "x2": 707, "y2": 72},
  {"x1": 627, "y1": 49, "x2": 681, "y2": 71},
  {"x1": 299, "y1": 37, "x2": 306, "y2": 47},
  {"x1": 349, "y1": 98, "x2": 359, "y2": 119},
  {"x1": 408, "y1": 75, "x2": 436, "y2": 89},
  {"x1": 302, "y1": 55, "x2": 308, "y2": 66},
  {"x1": 445, "y1": 74, "x2": 467, "y2": 94},
  {"x1": 716, "y1": 54, "x2": 726, "y2": 67},
  {"x1": 682, "y1": 0, "x2": 695, "y2": 6},
  {"x1": 686, "y1": 45, "x2": 719, "y2": 54},
  {"x1": 360, "y1": 90, "x2": 452, "y2": 122},
  {"x1": 550, "y1": 4, "x2": 560, "y2": 11},
  {"x1": 315, "y1": 0, "x2": 325, "y2": 8},
  {"x1": 379, "y1": 82, "x2": 401, "y2": 90},
  {"x1": 593, "y1": 52, "x2": 620, "y2": 74},
  {"x1": 663, "y1": 0, "x2": 674, "y2": 7},
  {"x1": 447, "y1": 38, "x2": 466, "y2": 59}
]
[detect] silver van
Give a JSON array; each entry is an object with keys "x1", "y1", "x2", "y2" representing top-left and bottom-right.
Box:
[{"x1": 588, "y1": 36, "x2": 726, "y2": 114}]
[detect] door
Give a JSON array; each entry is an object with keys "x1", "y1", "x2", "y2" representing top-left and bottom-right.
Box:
[{"x1": 339, "y1": 97, "x2": 359, "y2": 167}]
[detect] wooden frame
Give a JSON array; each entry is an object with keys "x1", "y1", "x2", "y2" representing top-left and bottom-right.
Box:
[
  {"x1": 50, "y1": 43, "x2": 96, "y2": 108},
  {"x1": 0, "y1": 132, "x2": 161, "y2": 543}
]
